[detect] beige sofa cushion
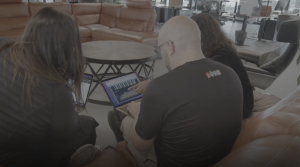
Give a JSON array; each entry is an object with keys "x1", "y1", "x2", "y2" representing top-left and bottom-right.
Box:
[
  {"x1": 233, "y1": 86, "x2": 300, "y2": 150},
  {"x1": 92, "y1": 28, "x2": 157, "y2": 43},
  {"x1": 100, "y1": 3, "x2": 122, "y2": 28},
  {"x1": 72, "y1": 3, "x2": 101, "y2": 26}
]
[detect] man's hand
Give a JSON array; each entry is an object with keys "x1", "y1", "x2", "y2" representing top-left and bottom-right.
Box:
[
  {"x1": 127, "y1": 101, "x2": 141, "y2": 118},
  {"x1": 128, "y1": 80, "x2": 151, "y2": 94}
]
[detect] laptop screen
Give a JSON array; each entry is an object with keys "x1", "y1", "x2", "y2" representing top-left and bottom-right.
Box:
[
  {"x1": 102, "y1": 73, "x2": 143, "y2": 107},
  {"x1": 72, "y1": 73, "x2": 93, "y2": 107}
]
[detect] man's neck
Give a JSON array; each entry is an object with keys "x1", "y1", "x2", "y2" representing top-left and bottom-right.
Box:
[{"x1": 171, "y1": 52, "x2": 205, "y2": 70}]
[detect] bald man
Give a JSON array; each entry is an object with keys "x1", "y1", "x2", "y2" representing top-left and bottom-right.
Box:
[{"x1": 109, "y1": 16, "x2": 243, "y2": 167}]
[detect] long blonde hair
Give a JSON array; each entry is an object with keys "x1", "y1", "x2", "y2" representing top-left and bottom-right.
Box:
[{"x1": 2, "y1": 7, "x2": 85, "y2": 104}]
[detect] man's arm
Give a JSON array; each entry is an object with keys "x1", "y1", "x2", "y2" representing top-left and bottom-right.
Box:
[
  {"x1": 127, "y1": 81, "x2": 167, "y2": 152},
  {"x1": 127, "y1": 101, "x2": 155, "y2": 152},
  {"x1": 131, "y1": 116, "x2": 155, "y2": 152}
]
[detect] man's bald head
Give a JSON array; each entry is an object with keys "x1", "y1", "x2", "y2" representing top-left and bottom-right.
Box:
[
  {"x1": 157, "y1": 16, "x2": 204, "y2": 71},
  {"x1": 158, "y1": 16, "x2": 201, "y2": 47}
]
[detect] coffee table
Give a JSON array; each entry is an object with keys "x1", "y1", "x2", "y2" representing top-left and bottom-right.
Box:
[{"x1": 82, "y1": 41, "x2": 158, "y2": 105}]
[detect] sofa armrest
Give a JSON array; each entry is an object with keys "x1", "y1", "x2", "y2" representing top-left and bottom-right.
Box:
[
  {"x1": 238, "y1": 49, "x2": 261, "y2": 63},
  {"x1": 141, "y1": 37, "x2": 158, "y2": 47},
  {"x1": 252, "y1": 91, "x2": 281, "y2": 113},
  {"x1": 214, "y1": 135, "x2": 300, "y2": 167},
  {"x1": 243, "y1": 63, "x2": 277, "y2": 76}
]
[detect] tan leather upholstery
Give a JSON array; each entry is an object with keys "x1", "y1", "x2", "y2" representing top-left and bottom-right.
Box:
[
  {"x1": 126, "y1": 0, "x2": 152, "y2": 9},
  {"x1": 92, "y1": 28, "x2": 158, "y2": 44},
  {"x1": 100, "y1": 3, "x2": 122, "y2": 28},
  {"x1": 83, "y1": 24, "x2": 109, "y2": 31},
  {"x1": 0, "y1": 17, "x2": 30, "y2": 31},
  {"x1": 242, "y1": 91, "x2": 281, "y2": 129},
  {"x1": 72, "y1": 3, "x2": 101, "y2": 26},
  {"x1": 78, "y1": 26, "x2": 91, "y2": 38},
  {"x1": 0, "y1": 29, "x2": 24, "y2": 41},
  {"x1": 0, "y1": 3, "x2": 30, "y2": 40},
  {"x1": 29, "y1": 2, "x2": 72, "y2": 16},
  {"x1": 233, "y1": 86, "x2": 300, "y2": 150},
  {"x1": 0, "y1": 0, "x2": 22, "y2": 4},
  {"x1": 214, "y1": 135, "x2": 300, "y2": 167},
  {"x1": 80, "y1": 86, "x2": 300, "y2": 167},
  {"x1": 116, "y1": 7, "x2": 154, "y2": 32},
  {"x1": 92, "y1": 28, "x2": 144, "y2": 41},
  {"x1": 252, "y1": 91, "x2": 281, "y2": 113},
  {"x1": 0, "y1": 1, "x2": 157, "y2": 45},
  {"x1": 0, "y1": 3, "x2": 30, "y2": 19},
  {"x1": 80, "y1": 37, "x2": 91, "y2": 43}
]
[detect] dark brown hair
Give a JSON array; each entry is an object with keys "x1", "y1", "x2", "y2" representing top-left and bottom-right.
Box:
[
  {"x1": 191, "y1": 13, "x2": 236, "y2": 58},
  {"x1": 3, "y1": 7, "x2": 85, "y2": 103}
]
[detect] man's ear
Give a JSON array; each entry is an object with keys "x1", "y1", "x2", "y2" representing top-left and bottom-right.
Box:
[{"x1": 166, "y1": 40, "x2": 175, "y2": 56}]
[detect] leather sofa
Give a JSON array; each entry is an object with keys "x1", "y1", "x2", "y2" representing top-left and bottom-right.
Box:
[
  {"x1": 81, "y1": 87, "x2": 300, "y2": 167},
  {"x1": 0, "y1": 0, "x2": 158, "y2": 46}
]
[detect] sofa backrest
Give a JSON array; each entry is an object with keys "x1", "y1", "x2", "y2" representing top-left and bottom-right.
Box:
[
  {"x1": 0, "y1": 1, "x2": 156, "y2": 38},
  {"x1": 115, "y1": 6, "x2": 155, "y2": 32},
  {"x1": 114, "y1": 0, "x2": 155, "y2": 32},
  {"x1": 28, "y1": 2, "x2": 74, "y2": 20},
  {"x1": 0, "y1": 2, "x2": 30, "y2": 31},
  {"x1": 100, "y1": 3, "x2": 123, "y2": 28},
  {"x1": 72, "y1": 3, "x2": 101, "y2": 26},
  {"x1": 0, "y1": 0, "x2": 22, "y2": 4},
  {"x1": 232, "y1": 85, "x2": 300, "y2": 150}
]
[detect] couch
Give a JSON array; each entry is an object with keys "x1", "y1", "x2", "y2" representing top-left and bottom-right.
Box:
[
  {"x1": 81, "y1": 87, "x2": 300, "y2": 167},
  {"x1": 0, "y1": 0, "x2": 158, "y2": 46}
]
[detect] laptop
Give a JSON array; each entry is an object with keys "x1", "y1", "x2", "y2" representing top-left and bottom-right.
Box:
[
  {"x1": 72, "y1": 73, "x2": 93, "y2": 108},
  {"x1": 101, "y1": 72, "x2": 143, "y2": 116}
]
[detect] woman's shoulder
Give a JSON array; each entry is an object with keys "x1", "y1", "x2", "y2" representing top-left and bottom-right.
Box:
[{"x1": 212, "y1": 47, "x2": 237, "y2": 58}]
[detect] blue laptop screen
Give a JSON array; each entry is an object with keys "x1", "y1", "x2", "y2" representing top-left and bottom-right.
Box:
[{"x1": 102, "y1": 73, "x2": 143, "y2": 107}]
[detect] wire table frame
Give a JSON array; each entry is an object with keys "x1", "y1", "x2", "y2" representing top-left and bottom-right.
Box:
[{"x1": 82, "y1": 41, "x2": 158, "y2": 106}]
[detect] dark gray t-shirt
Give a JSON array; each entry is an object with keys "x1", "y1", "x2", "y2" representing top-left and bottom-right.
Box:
[{"x1": 136, "y1": 59, "x2": 243, "y2": 167}]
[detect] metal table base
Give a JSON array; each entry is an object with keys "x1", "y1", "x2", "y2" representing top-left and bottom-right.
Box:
[{"x1": 86, "y1": 58, "x2": 157, "y2": 106}]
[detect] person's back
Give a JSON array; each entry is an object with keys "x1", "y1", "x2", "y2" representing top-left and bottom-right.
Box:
[
  {"x1": 210, "y1": 47, "x2": 253, "y2": 118},
  {"x1": 138, "y1": 59, "x2": 242, "y2": 166},
  {"x1": 128, "y1": 16, "x2": 243, "y2": 167},
  {"x1": 0, "y1": 8, "x2": 98, "y2": 167},
  {"x1": 0, "y1": 48, "x2": 76, "y2": 147},
  {"x1": 191, "y1": 13, "x2": 254, "y2": 118}
]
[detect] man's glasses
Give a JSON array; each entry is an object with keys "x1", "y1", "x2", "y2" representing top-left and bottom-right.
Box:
[{"x1": 154, "y1": 42, "x2": 167, "y2": 58}]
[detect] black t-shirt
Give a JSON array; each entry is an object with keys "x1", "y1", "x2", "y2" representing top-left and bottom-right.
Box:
[{"x1": 136, "y1": 59, "x2": 243, "y2": 167}]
